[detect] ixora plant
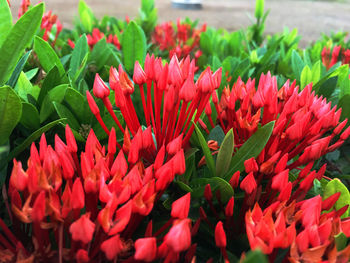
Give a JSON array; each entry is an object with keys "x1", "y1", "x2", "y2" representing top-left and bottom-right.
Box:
[{"x1": 1, "y1": 0, "x2": 350, "y2": 262}]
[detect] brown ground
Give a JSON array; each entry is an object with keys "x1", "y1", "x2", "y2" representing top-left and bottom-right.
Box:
[{"x1": 10, "y1": 0, "x2": 350, "y2": 46}]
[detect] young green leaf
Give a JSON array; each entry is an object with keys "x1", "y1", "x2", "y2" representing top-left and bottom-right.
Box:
[
  {"x1": 224, "y1": 121, "x2": 275, "y2": 180},
  {"x1": 53, "y1": 102, "x2": 81, "y2": 131},
  {"x1": 216, "y1": 129, "x2": 234, "y2": 176},
  {"x1": 241, "y1": 250, "x2": 268, "y2": 263},
  {"x1": 64, "y1": 87, "x2": 93, "y2": 124},
  {"x1": 79, "y1": 0, "x2": 94, "y2": 32},
  {"x1": 34, "y1": 36, "x2": 66, "y2": 76},
  {"x1": 0, "y1": 0, "x2": 12, "y2": 47},
  {"x1": 0, "y1": 3, "x2": 44, "y2": 85},
  {"x1": 0, "y1": 86, "x2": 22, "y2": 145},
  {"x1": 122, "y1": 21, "x2": 147, "y2": 74}
]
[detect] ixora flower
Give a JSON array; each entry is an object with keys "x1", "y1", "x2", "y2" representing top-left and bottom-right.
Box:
[
  {"x1": 87, "y1": 54, "x2": 221, "y2": 162},
  {"x1": 2, "y1": 125, "x2": 193, "y2": 262},
  {"x1": 246, "y1": 196, "x2": 350, "y2": 262},
  {"x1": 68, "y1": 28, "x2": 121, "y2": 50},
  {"x1": 152, "y1": 19, "x2": 206, "y2": 59}
]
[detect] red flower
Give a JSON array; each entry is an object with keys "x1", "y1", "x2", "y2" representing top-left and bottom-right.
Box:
[
  {"x1": 69, "y1": 213, "x2": 95, "y2": 244},
  {"x1": 100, "y1": 234, "x2": 125, "y2": 260},
  {"x1": 164, "y1": 219, "x2": 192, "y2": 252},
  {"x1": 134, "y1": 237, "x2": 157, "y2": 262}
]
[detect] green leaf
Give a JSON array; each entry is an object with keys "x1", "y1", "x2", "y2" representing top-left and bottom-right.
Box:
[
  {"x1": 242, "y1": 250, "x2": 268, "y2": 263},
  {"x1": 224, "y1": 121, "x2": 275, "y2": 180},
  {"x1": 53, "y1": 102, "x2": 81, "y2": 131},
  {"x1": 323, "y1": 178, "x2": 350, "y2": 218},
  {"x1": 255, "y1": 0, "x2": 264, "y2": 19},
  {"x1": 79, "y1": 0, "x2": 94, "y2": 32},
  {"x1": 300, "y1": 65, "x2": 311, "y2": 89},
  {"x1": 89, "y1": 38, "x2": 121, "y2": 71},
  {"x1": 291, "y1": 49, "x2": 305, "y2": 80},
  {"x1": 34, "y1": 36, "x2": 66, "y2": 76},
  {"x1": 318, "y1": 76, "x2": 337, "y2": 99},
  {"x1": 193, "y1": 122, "x2": 216, "y2": 176},
  {"x1": 339, "y1": 94, "x2": 350, "y2": 121},
  {"x1": 14, "y1": 72, "x2": 40, "y2": 102},
  {"x1": 175, "y1": 181, "x2": 193, "y2": 193},
  {"x1": 20, "y1": 102, "x2": 40, "y2": 130},
  {"x1": 6, "y1": 51, "x2": 31, "y2": 87},
  {"x1": 69, "y1": 34, "x2": 88, "y2": 79},
  {"x1": 37, "y1": 66, "x2": 62, "y2": 107},
  {"x1": 0, "y1": 86, "x2": 22, "y2": 145},
  {"x1": 216, "y1": 129, "x2": 234, "y2": 176},
  {"x1": 335, "y1": 232, "x2": 347, "y2": 251},
  {"x1": 40, "y1": 84, "x2": 68, "y2": 123},
  {"x1": 0, "y1": 3, "x2": 44, "y2": 85},
  {"x1": 6, "y1": 119, "x2": 65, "y2": 163},
  {"x1": 0, "y1": 0, "x2": 12, "y2": 47},
  {"x1": 122, "y1": 21, "x2": 147, "y2": 74},
  {"x1": 208, "y1": 125, "x2": 225, "y2": 146},
  {"x1": 311, "y1": 60, "x2": 321, "y2": 84},
  {"x1": 191, "y1": 177, "x2": 234, "y2": 203},
  {"x1": 92, "y1": 110, "x2": 124, "y2": 140},
  {"x1": 64, "y1": 87, "x2": 92, "y2": 124},
  {"x1": 200, "y1": 32, "x2": 212, "y2": 54}
]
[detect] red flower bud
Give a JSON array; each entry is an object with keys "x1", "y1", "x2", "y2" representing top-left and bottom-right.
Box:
[
  {"x1": 215, "y1": 221, "x2": 226, "y2": 248},
  {"x1": 133, "y1": 61, "x2": 147, "y2": 85},
  {"x1": 165, "y1": 219, "x2": 191, "y2": 252},
  {"x1": 240, "y1": 172, "x2": 257, "y2": 194},
  {"x1": 101, "y1": 234, "x2": 125, "y2": 260},
  {"x1": 204, "y1": 184, "x2": 212, "y2": 201},
  {"x1": 171, "y1": 193, "x2": 191, "y2": 219},
  {"x1": 93, "y1": 73, "x2": 110, "y2": 99}
]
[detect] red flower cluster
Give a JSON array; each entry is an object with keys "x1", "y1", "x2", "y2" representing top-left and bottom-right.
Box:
[
  {"x1": 321, "y1": 45, "x2": 350, "y2": 69},
  {"x1": 87, "y1": 54, "x2": 221, "y2": 157},
  {"x1": 68, "y1": 28, "x2": 121, "y2": 50},
  {"x1": 152, "y1": 19, "x2": 206, "y2": 59},
  {"x1": 246, "y1": 195, "x2": 350, "y2": 262},
  {"x1": 3, "y1": 124, "x2": 193, "y2": 262},
  {"x1": 205, "y1": 73, "x2": 350, "y2": 174},
  {"x1": 18, "y1": 0, "x2": 62, "y2": 45}
]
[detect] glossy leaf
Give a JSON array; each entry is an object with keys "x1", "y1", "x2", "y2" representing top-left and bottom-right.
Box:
[
  {"x1": 216, "y1": 129, "x2": 234, "y2": 176},
  {"x1": 339, "y1": 94, "x2": 350, "y2": 121},
  {"x1": 69, "y1": 34, "x2": 88, "y2": 79},
  {"x1": 20, "y1": 102, "x2": 40, "y2": 130},
  {"x1": 194, "y1": 122, "x2": 216, "y2": 176},
  {"x1": 0, "y1": 86, "x2": 22, "y2": 145},
  {"x1": 34, "y1": 36, "x2": 66, "y2": 76},
  {"x1": 122, "y1": 21, "x2": 147, "y2": 74},
  {"x1": 40, "y1": 84, "x2": 69, "y2": 123},
  {"x1": 53, "y1": 102, "x2": 81, "y2": 131},
  {"x1": 89, "y1": 38, "x2": 121, "y2": 71},
  {"x1": 15, "y1": 72, "x2": 40, "y2": 102},
  {"x1": 191, "y1": 177, "x2": 234, "y2": 203},
  {"x1": 0, "y1": 3, "x2": 44, "y2": 85},
  {"x1": 64, "y1": 87, "x2": 93, "y2": 124},
  {"x1": 37, "y1": 66, "x2": 62, "y2": 107},
  {"x1": 224, "y1": 121, "x2": 275, "y2": 180},
  {"x1": 0, "y1": 0, "x2": 12, "y2": 47},
  {"x1": 6, "y1": 51, "x2": 31, "y2": 88}
]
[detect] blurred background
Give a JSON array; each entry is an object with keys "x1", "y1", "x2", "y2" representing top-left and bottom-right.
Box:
[{"x1": 10, "y1": 0, "x2": 350, "y2": 46}]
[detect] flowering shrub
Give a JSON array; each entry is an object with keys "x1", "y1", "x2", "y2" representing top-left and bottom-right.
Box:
[{"x1": 1, "y1": 0, "x2": 350, "y2": 262}]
